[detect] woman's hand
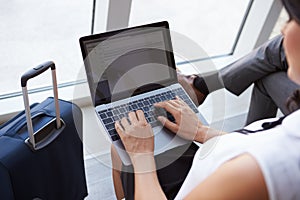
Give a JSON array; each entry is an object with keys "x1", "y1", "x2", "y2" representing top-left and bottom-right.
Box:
[
  {"x1": 154, "y1": 96, "x2": 201, "y2": 141},
  {"x1": 155, "y1": 96, "x2": 223, "y2": 143},
  {"x1": 115, "y1": 110, "x2": 155, "y2": 171},
  {"x1": 155, "y1": 96, "x2": 226, "y2": 143}
]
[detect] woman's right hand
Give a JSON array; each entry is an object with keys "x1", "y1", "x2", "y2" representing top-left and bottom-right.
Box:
[{"x1": 154, "y1": 96, "x2": 205, "y2": 142}]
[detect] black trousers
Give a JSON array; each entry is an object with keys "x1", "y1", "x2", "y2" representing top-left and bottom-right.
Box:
[{"x1": 120, "y1": 142, "x2": 199, "y2": 200}]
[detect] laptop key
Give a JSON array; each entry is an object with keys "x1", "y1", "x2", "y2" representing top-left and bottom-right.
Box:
[
  {"x1": 108, "y1": 129, "x2": 117, "y2": 136},
  {"x1": 154, "y1": 97, "x2": 161, "y2": 102},
  {"x1": 160, "y1": 96, "x2": 167, "y2": 101},
  {"x1": 149, "y1": 99, "x2": 156, "y2": 104},
  {"x1": 112, "y1": 109, "x2": 120, "y2": 115},
  {"x1": 106, "y1": 122, "x2": 115, "y2": 130},
  {"x1": 111, "y1": 134, "x2": 120, "y2": 141},
  {"x1": 143, "y1": 100, "x2": 150, "y2": 106},
  {"x1": 113, "y1": 115, "x2": 120, "y2": 121},
  {"x1": 103, "y1": 117, "x2": 113, "y2": 124},
  {"x1": 119, "y1": 113, "x2": 125, "y2": 119},
  {"x1": 143, "y1": 106, "x2": 150, "y2": 112},
  {"x1": 106, "y1": 111, "x2": 113, "y2": 117},
  {"x1": 137, "y1": 102, "x2": 143, "y2": 107},
  {"x1": 119, "y1": 107, "x2": 126, "y2": 113},
  {"x1": 99, "y1": 112, "x2": 107, "y2": 119},
  {"x1": 148, "y1": 116, "x2": 155, "y2": 123},
  {"x1": 132, "y1": 104, "x2": 138, "y2": 110}
]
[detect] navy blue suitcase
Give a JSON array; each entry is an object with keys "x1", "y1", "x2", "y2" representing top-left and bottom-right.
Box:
[{"x1": 0, "y1": 62, "x2": 88, "y2": 199}]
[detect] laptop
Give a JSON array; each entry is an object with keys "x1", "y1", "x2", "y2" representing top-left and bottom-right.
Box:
[{"x1": 79, "y1": 21, "x2": 207, "y2": 165}]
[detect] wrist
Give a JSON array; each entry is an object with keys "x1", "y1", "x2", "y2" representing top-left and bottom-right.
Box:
[
  {"x1": 195, "y1": 122, "x2": 210, "y2": 143},
  {"x1": 196, "y1": 123, "x2": 227, "y2": 143},
  {"x1": 131, "y1": 153, "x2": 156, "y2": 173}
]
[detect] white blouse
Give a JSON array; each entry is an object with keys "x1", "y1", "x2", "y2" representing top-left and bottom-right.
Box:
[{"x1": 175, "y1": 110, "x2": 300, "y2": 200}]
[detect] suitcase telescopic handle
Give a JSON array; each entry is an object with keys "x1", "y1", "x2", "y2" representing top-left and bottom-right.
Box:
[{"x1": 21, "y1": 61, "x2": 61, "y2": 149}]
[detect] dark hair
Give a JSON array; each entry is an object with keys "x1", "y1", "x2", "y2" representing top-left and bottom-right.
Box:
[
  {"x1": 286, "y1": 89, "x2": 300, "y2": 112},
  {"x1": 282, "y1": 0, "x2": 300, "y2": 112},
  {"x1": 281, "y1": 0, "x2": 300, "y2": 24}
]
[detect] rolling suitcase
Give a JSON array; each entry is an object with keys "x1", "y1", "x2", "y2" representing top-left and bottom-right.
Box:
[{"x1": 0, "y1": 61, "x2": 88, "y2": 199}]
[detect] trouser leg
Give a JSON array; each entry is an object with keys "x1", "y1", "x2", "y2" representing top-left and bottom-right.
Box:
[
  {"x1": 200, "y1": 35, "x2": 287, "y2": 96},
  {"x1": 246, "y1": 72, "x2": 299, "y2": 125},
  {"x1": 220, "y1": 35, "x2": 287, "y2": 95}
]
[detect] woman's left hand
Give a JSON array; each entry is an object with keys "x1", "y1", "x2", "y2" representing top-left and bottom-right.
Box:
[{"x1": 115, "y1": 110, "x2": 155, "y2": 170}]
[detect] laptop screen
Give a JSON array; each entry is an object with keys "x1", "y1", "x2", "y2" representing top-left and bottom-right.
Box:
[{"x1": 80, "y1": 21, "x2": 177, "y2": 106}]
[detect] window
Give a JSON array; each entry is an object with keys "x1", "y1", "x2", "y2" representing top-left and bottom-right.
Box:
[
  {"x1": 105, "y1": 0, "x2": 282, "y2": 73},
  {"x1": 129, "y1": 0, "x2": 251, "y2": 58},
  {"x1": 0, "y1": 0, "x2": 283, "y2": 115},
  {"x1": 0, "y1": 0, "x2": 97, "y2": 101},
  {"x1": 270, "y1": 8, "x2": 288, "y2": 39}
]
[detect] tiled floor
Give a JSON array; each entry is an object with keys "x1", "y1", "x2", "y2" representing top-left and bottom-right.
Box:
[{"x1": 85, "y1": 154, "x2": 117, "y2": 200}]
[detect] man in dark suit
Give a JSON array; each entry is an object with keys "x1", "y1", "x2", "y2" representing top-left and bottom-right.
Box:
[{"x1": 178, "y1": 34, "x2": 299, "y2": 125}]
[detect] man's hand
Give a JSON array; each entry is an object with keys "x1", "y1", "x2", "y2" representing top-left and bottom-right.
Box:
[{"x1": 177, "y1": 72, "x2": 207, "y2": 106}]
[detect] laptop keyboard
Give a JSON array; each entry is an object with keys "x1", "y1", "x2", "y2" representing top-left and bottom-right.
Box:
[{"x1": 98, "y1": 87, "x2": 198, "y2": 141}]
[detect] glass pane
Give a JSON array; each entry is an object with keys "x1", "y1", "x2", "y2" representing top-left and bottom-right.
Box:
[
  {"x1": 129, "y1": 0, "x2": 250, "y2": 59},
  {"x1": 270, "y1": 8, "x2": 288, "y2": 39},
  {"x1": 94, "y1": 0, "x2": 110, "y2": 33},
  {"x1": 0, "y1": 0, "x2": 93, "y2": 96}
]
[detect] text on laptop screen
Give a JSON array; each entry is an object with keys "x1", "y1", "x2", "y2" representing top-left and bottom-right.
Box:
[{"x1": 80, "y1": 22, "x2": 177, "y2": 106}]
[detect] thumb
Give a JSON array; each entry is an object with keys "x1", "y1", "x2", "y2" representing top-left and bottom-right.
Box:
[{"x1": 157, "y1": 116, "x2": 178, "y2": 133}]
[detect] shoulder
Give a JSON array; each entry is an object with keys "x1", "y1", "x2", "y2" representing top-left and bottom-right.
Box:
[
  {"x1": 245, "y1": 110, "x2": 300, "y2": 200},
  {"x1": 185, "y1": 154, "x2": 268, "y2": 200}
]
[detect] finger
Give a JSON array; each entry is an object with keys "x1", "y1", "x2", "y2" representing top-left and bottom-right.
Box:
[
  {"x1": 176, "y1": 95, "x2": 184, "y2": 103},
  {"x1": 128, "y1": 111, "x2": 138, "y2": 124},
  {"x1": 155, "y1": 101, "x2": 177, "y2": 112},
  {"x1": 157, "y1": 116, "x2": 178, "y2": 133},
  {"x1": 120, "y1": 117, "x2": 130, "y2": 130},
  {"x1": 115, "y1": 121, "x2": 124, "y2": 135},
  {"x1": 136, "y1": 110, "x2": 147, "y2": 124},
  {"x1": 175, "y1": 96, "x2": 186, "y2": 106},
  {"x1": 168, "y1": 99, "x2": 182, "y2": 107},
  {"x1": 160, "y1": 100, "x2": 182, "y2": 115}
]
